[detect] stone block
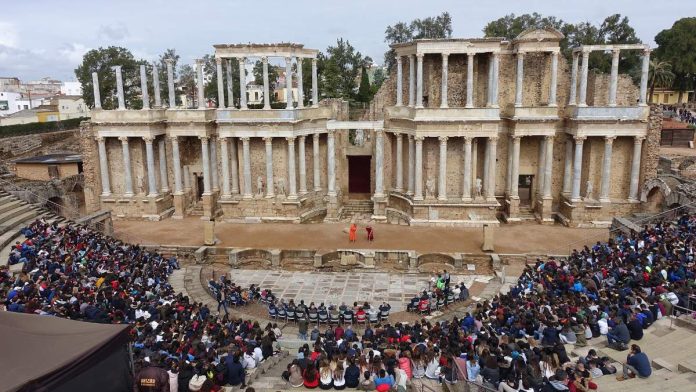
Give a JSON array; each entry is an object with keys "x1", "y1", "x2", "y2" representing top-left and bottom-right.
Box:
[
  {"x1": 270, "y1": 249, "x2": 281, "y2": 267},
  {"x1": 203, "y1": 220, "x2": 215, "y2": 245},
  {"x1": 481, "y1": 224, "x2": 495, "y2": 252}
]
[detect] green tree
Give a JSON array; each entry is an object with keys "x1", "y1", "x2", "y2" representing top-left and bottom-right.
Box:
[
  {"x1": 357, "y1": 67, "x2": 372, "y2": 103},
  {"x1": 252, "y1": 60, "x2": 280, "y2": 103},
  {"x1": 156, "y1": 48, "x2": 180, "y2": 106},
  {"x1": 319, "y1": 38, "x2": 371, "y2": 101},
  {"x1": 482, "y1": 12, "x2": 564, "y2": 39},
  {"x1": 655, "y1": 18, "x2": 696, "y2": 102},
  {"x1": 371, "y1": 67, "x2": 386, "y2": 95},
  {"x1": 648, "y1": 60, "x2": 675, "y2": 103},
  {"x1": 75, "y1": 46, "x2": 141, "y2": 109},
  {"x1": 384, "y1": 12, "x2": 453, "y2": 69},
  {"x1": 178, "y1": 64, "x2": 196, "y2": 108}
]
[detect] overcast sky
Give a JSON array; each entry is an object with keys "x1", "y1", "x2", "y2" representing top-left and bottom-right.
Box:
[{"x1": 1, "y1": 0, "x2": 693, "y2": 81}]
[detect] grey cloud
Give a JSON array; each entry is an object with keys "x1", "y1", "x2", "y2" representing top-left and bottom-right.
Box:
[{"x1": 98, "y1": 23, "x2": 129, "y2": 42}]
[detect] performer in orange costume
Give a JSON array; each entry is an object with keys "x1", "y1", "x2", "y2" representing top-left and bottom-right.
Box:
[{"x1": 349, "y1": 223, "x2": 357, "y2": 242}]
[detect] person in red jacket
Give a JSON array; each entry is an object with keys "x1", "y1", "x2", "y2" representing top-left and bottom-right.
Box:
[{"x1": 303, "y1": 362, "x2": 320, "y2": 389}]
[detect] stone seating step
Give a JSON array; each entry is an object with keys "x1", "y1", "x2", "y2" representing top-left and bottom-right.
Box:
[{"x1": 0, "y1": 203, "x2": 33, "y2": 225}]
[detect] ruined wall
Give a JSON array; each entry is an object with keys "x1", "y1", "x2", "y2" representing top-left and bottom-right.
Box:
[
  {"x1": 0, "y1": 129, "x2": 81, "y2": 163},
  {"x1": 79, "y1": 122, "x2": 100, "y2": 213},
  {"x1": 642, "y1": 105, "x2": 663, "y2": 182}
]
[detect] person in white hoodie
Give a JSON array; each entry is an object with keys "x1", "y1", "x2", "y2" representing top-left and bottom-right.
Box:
[{"x1": 167, "y1": 361, "x2": 178, "y2": 392}]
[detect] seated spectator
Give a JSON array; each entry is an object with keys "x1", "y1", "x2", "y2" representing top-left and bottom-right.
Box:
[
  {"x1": 617, "y1": 344, "x2": 651, "y2": 381},
  {"x1": 607, "y1": 318, "x2": 630, "y2": 349},
  {"x1": 303, "y1": 363, "x2": 319, "y2": 389},
  {"x1": 374, "y1": 369, "x2": 395, "y2": 392},
  {"x1": 344, "y1": 359, "x2": 360, "y2": 388},
  {"x1": 357, "y1": 371, "x2": 375, "y2": 391}
]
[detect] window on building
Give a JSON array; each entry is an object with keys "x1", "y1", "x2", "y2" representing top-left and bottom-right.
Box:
[
  {"x1": 48, "y1": 165, "x2": 59, "y2": 179},
  {"x1": 23, "y1": 105, "x2": 28, "y2": 109}
]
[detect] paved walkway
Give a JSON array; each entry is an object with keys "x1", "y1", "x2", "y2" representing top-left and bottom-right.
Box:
[
  {"x1": 228, "y1": 269, "x2": 493, "y2": 312},
  {"x1": 115, "y1": 218, "x2": 607, "y2": 255}
]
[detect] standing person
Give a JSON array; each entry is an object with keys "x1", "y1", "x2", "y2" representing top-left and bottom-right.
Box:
[
  {"x1": 366, "y1": 226, "x2": 374, "y2": 241},
  {"x1": 134, "y1": 353, "x2": 170, "y2": 392},
  {"x1": 298, "y1": 317, "x2": 309, "y2": 340},
  {"x1": 216, "y1": 286, "x2": 228, "y2": 316},
  {"x1": 349, "y1": 223, "x2": 357, "y2": 243}
]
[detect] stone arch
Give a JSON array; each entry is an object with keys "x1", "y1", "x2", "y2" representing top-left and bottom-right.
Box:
[
  {"x1": 46, "y1": 196, "x2": 64, "y2": 216},
  {"x1": 640, "y1": 178, "x2": 671, "y2": 203}
]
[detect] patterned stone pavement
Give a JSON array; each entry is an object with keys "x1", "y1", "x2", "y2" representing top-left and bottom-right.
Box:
[{"x1": 228, "y1": 269, "x2": 493, "y2": 312}]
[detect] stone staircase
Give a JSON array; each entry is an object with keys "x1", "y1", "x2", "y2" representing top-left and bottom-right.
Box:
[
  {"x1": 518, "y1": 206, "x2": 536, "y2": 222},
  {"x1": 339, "y1": 200, "x2": 374, "y2": 221},
  {"x1": 0, "y1": 190, "x2": 67, "y2": 253},
  {"x1": 189, "y1": 203, "x2": 204, "y2": 216}
]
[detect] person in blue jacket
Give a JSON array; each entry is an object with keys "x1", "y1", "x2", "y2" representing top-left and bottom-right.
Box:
[{"x1": 617, "y1": 344, "x2": 651, "y2": 381}]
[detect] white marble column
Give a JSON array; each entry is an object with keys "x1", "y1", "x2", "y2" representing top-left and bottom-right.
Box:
[
  {"x1": 466, "y1": 53, "x2": 475, "y2": 108},
  {"x1": 119, "y1": 137, "x2": 133, "y2": 196},
  {"x1": 170, "y1": 136, "x2": 183, "y2": 195},
  {"x1": 491, "y1": 53, "x2": 499, "y2": 107},
  {"x1": 562, "y1": 138, "x2": 573, "y2": 195},
  {"x1": 165, "y1": 59, "x2": 175, "y2": 108},
  {"x1": 264, "y1": 137, "x2": 275, "y2": 198},
  {"x1": 537, "y1": 138, "x2": 546, "y2": 196},
  {"x1": 298, "y1": 136, "x2": 307, "y2": 194},
  {"x1": 238, "y1": 57, "x2": 247, "y2": 109},
  {"x1": 374, "y1": 130, "x2": 385, "y2": 198},
  {"x1": 628, "y1": 137, "x2": 644, "y2": 201},
  {"x1": 296, "y1": 58, "x2": 304, "y2": 108},
  {"x1": 140, "y1": 64, "x2": 150, "y2": 110},
  {"x1": 599, "y1": 136, "x2": 614, "y2": 202},
  {"x1": 416, "y1": 54, "x2": 424, "y2": 108},
  {"x1": 506, "y1": 137, "x2": 514, "y2": 195},
  {"x1": 407, "y1": 135, "x2": 415, "y2": 195},
  {"x1": 152, "y1": 63, "x2": 162, "y2": 108},
  {"x1": 113, "y1": 65, "x2": 125, "y2": 110},
  {"x1": 195, "y1": 59, "x2": 205, "y2": 109},
  {"x1": 579, "y1": 50, "x2": 590, "y2": 107},
  {"x1": 183, "y1": 166, "x2": 191, "y2": 192},
  {"x1": 472, "y1": 139, "x2": 478, "y2": 193},
  {"x1": 414, "y1": 136, "x2": 424, "y2": 200},
  {"x1": 514, "y1": 52, "x2": 525, "y2": 107},
  {"x1": 144, "y1": 137, "x2": 158, "y2": 197},
  {"x1": 287, "y1": 137, "x2": 298, "y2": 199},
  {"x1": 311, "y1": 58, "x2": 319, "y2": 107},
  {"x1": 440, "y1": 53, "x2": 449, "y2": 108},
  {"x1": 639, "y1": 50, "x2": 650, "y2": 105},
  {"x1": 486, "y1": 137, "x2": 498, "y2": 201},
  {"x1": 327, "y1": 131, "x2": 336, "y2": 196},
  {"x1": 510, "y1": 136, "x2": 521, "y2": 198},
  {"x1": 438, "y1": 136, "x2": 448, "y2": 200},
  {"x1": 408, "y1": 55, "x2": 416, "y2": 107},
  {"x1": 230, "y1": 138, "x2": 239, "y2": 194},
  {"x1": 210, "y1": 137, "x2": 218, "y2": 191},
  {"x1": 395, "y1": 133, "x2": 403, "y2": 192},
  {"x1": 97, "y1": 137, "x2": 110, "y2": 195},
  {"x1": 543, "y1": 136, "x2": 554, "y2": 198},
  {"x1": 92, "y1": 72, "x2": 102, "y2": 109},
  {"x1": 262, "y1": 57, "x2": 271, "y2": 110},
  {"x1": 220, "y1": 137, "x2": 231, "y2": 198},
  {"x1": 396, "y1": 56, "x2": 403, "y2": 106},
  {"x1": 571, "y1": 137, "x2": 585, "y2": 202},
  {"x1": 241, "y1": 137, "x2": 252, "y2": 198},
  {"x1": 158, "y1": 138, "x2": 168, "y2": 193},
  {"x1": 285, "y1": 56, "x2": 293, "y2": 109},
  {"x1": 200, "y1": 136, "x2": 211, "y2": 195},
  {"x1": 313, "y1": 134, "x2": 321, "y2": 191},
  {"x1": 462, "y1": 137, "x2": 473, "y2": 201},
  {"x1": 549, "y1": 52, "x2": 558, "y2": 106},
  {"x1": 609, "y1": 49, "x2": 620, "y2": 107},
  {"x1": 568, "y1": 53, "x2": 579, "y2": 106},
  {"x1": 226, "y1": 59, "x2": 235, "y2": 108},
  {"x1": 216, "y1": 58, "x2": 225, "y2": 109}
]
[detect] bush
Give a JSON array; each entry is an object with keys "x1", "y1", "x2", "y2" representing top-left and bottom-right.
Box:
[{"x1": 0, "y1": 117, "x2": 89, "y2": 139}]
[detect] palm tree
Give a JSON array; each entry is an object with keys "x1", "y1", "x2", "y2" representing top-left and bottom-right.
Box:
[{"x1": 648, "y1": 59, "x2": 675, "y2": 103}]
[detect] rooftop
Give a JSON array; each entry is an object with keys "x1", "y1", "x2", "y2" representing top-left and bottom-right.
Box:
[{"x1": 14, "y1": 153, "x2": 82, "y2": 164}]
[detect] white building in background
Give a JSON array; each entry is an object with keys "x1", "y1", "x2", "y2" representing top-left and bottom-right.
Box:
[
  {"x1": 0, "y1": 91, "x2": 42, "y2": 117},
  {"x1": 60, "y1": 81, "x2": 83, "y2": 96},
  {"x1": 48, "y1": 95, "x2": 90, "y2": 120}
]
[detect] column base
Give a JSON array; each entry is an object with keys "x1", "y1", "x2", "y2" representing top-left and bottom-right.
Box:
[
  {"x1": 437, "y1": 196, "x2": 447, "y2": 201},
  {"x1": 243, "y1": 194, "x2": 253, "y2": 200},
  {"x1": 415, "y1": 105, "x2": 424, "y2": 109},
  {"x1": 440, "y1": 105, "x2": 449, "y2": 109},
  {"x1": 462, "y1": 197, "x2": 472, "y2": 202},
  {"x1": 414, "y1": 196, "x2": 424, "y2": 201},
  {"x1": 123, "y1": 192, "x2": 134, "y2": 198},
  {"x1": 599, "y1": 197, "x2": 611, "y2": 203},
  {"x1": 287, "y1": 194, "x2": 298, "y2": 200},
  {"x1": 100, "y1": 192, "x2": 112, "y2": 197},
  {"x1": 161, "y1": 188, "x2": 170, "y2": 194},
  {"x1": 265, "y1": 194, "x2": 275, "y2": 199},
  {"x1": 627, "y1": 198, "x2": 639, "y2": 203},
  {"x1": 173, "y1": 193, "x2": 185, "y2": 219},
  {"x1": 549, "y1": 103, "x2": 558, "y2": 107},
  {"x1": 314, "y1": 187, "x2": 322, "y2": 192},
  {"x1": 394, "y1": 187, "x2": 403, "y2": 193}
]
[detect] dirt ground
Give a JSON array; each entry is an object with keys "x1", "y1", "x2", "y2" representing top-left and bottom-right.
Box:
[
  {"x1": 114, "y1": 218, "x2": 608, "y2": 255},
  {"x1": 660, "y1": 146, "x2": 696, "y2": 157}
]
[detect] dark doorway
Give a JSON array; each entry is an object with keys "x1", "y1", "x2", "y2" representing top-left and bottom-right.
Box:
[
  {"x1": 348, "y1": 155, "x2": 371, "y2": 194},
  {"x1": 518, "y1": 175, "x2": 533, "y2": 206},
  {"x1": 196, "y1": 175, "x2": 204, "y2": 200}
]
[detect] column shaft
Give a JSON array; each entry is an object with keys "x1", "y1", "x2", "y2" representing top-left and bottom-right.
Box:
[
  {"x1": 210, "y1": 137, "x2": 218, "y2": 191},
  {"x1": 238, "y1": 57, "x2": 247, "y2": 109},
  {"x1": 120, "y1": 137, "x2": 133, "y2": 196},
  {"x1": 158, "y1": 138, "x2": 169, "y2": 193},
  {"x1": 416, "y1": 54, "x2": 424, "y2": 108},
  {"x1": 262, "y1": 57, "x2": 270, "y2": 110},
  {"x1": 216, "y1": 59, "x2": 226, "y2": 109},
  {"x1": 285, "y1": 57, "x2": 293, "y2": 109},
  {"x1": 230, "y1": 138, "x2": 239, "y2": 194},
  {"x1": 298, "y1": 136, "x2": 307, "y2": 194},
  {"x1": 511, "y1": 137, "x2": 521, "y2": 198},
  {"x1": 152, "y1": 63, "x2": 162, "y2": 108},
  {"x1": 408, "y1": 55, "x2": 416, "y2": 107},
  {"x1": 414, "y1": 137, "x2": 424, "y2": 200},
  {"x1": 438, "y1": 136, "x2": 448, "y2": 200},
  {"x1": 140, "y1": 65, "x2": 150, "y2": 109},
  {"x1": 374, "y1": 130, "x2": 385, "y2": 198},
  {"x1": 165, "y1": 59, "x2": 175, "y2": 108},
  {"x1": 327, "y1": 131, "x2": 336, "y2": 196},
  {"x1": 599, "y1": 137, "x2": 614, "y2": 202},
  {"x1": 200, "y1": 137, "x2": 211, "y2": 194},
  {"x1": 579, "y1": 51, "x2": 590, "y2": 106},
  {"x1": 440, "y1": 53, "x2": 449, "y2": 108},
  {"x1": 462, "y1": 137, "x2": 472, "y2": 201},
  {"x1": 396, "y1": 56, "x2": 403, "y2": 106},
  {"x1": 486, "y1": 137, "x2": 498, "y2": 201},
  {"x1": 568, "y1": 53, "x2": 579, "y2": 105},
  {"x1": 629, "y1": 137, "x2": 644, "y2": 200},
  {"x1": 220, "y1": 137, "x2": 231, "y2": 197},
  {"x1": 506, "y1": 137, "x2": 513, "y2": 195},
  {"x1": 491, "y1": 53, "x2": 499, "y2": 106},
  {"x1": 296, "y1": 58, "x2": 304, "y2": 108},
  {"x1": 562, "y1": 138, "x2": 573, "y2": 195},
  {"x1": 466, "y1": 53, "x2": 474, "y2": 108},
  {"x1": 537, "y1": 138, "x2": 546, "y2": 196},
  {"x1": 241, "y1": 138, "x2": 252, "y2": 198},
  {"x1": 183, "y1": 166, "x2": 191, "y2": 191},
  {"x1": 97, "y1": 137, "x2": 110, "y2": 195},
  {"x1": 226, "y1": 59, "x2": 235, "y2": 108},
  {"x1": 313, "y1": 134, "x2": 321, "y2": 191},
  {"x1": 571, "y1": 137, "x2": 584, "y2": 201},
  {"x1": 264, "y1": 138, "x2": 275, "y2": 197},
  {"x1": 395, "y1": 133, "x2": 403, "y2": 191},
  {"x1": 196, "y1": 59, "x2": 205, "y2": 109},
  {"x1": 483, "y1": 139, "x2": 489, "y2": 195},
  {"x1": 287, "y1": 137, "x2": 297, "y2": 198},
  {"x1": 639, "y1": 51, "x2": 650, "y2": 105},
  {"x1": 549, "y1": 52, "x2": 558, "y2": 106},
  {"x1": 113, "y1": 66, "x2": 125, "y2": 110},
  {"x1": 92, "y1": 72, "x2": 102, "y2": 109},
  {"x1": 543, "y1": 136, "x2": 554, "y2": 198},
  {"x1": 171, "y1": 137, "x2": 183, "y2": 194},
  {"x1": 145, "y1": 138, "x2": 157, "y2": 196},
  {"x1": 609, "y1": 50, "x2": 620, "y2": 106},
  {"x1": 407, "y1": 136, "x2": 415, "y2": 195},
  {"x1": 311, "y1": 59, "x2": 319, "y2": 107},
  {"x1": 515, "y1": 52, "x2": 525, "y2": 107}
]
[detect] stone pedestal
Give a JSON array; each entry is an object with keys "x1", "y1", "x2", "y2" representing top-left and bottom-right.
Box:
[
  {"x1": 313, "y1": 254, "x2": 323, "y2": 268},
  {"x1": 325, "y1": 195, "x2": 340, "y2": 221},
  {"x1": 173, "y1": 194, "x2": 185, "y2": 219},
  {"x1": 408, "y1": 252, "x2": 418, "y2": 272},
  {"x1": 539, "y1": 197, "x2": 555, "y2": 224},
  {"x1": 364, "y1": 251, "x2": 375, "y2": 268},
  {"x1": 203, "y1": 220, "x2": 215, "y2": 246},
  {"x1": 228, "y1": 250, "x2": 239, "y2": 268},
  {"x1": 481, "y1": 224, "x2": 495, "y2": 252},
  {"x1": 507, "y1": 197, "x2": 520, "y2": 221},
  {"x1": 371, "y1": 197, "x2": 388, "y2": 222},
  {"x1": 202, "y1": 194, "x2": 215, "y2": 219},
  {"x1": 271, "y1": 249, "x2": 281, "y2": 267}
]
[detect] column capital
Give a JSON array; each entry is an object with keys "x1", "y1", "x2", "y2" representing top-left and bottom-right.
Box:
[
  {"x1": 511, "y1": 135, "x2": 522, "y2": 141},
  {"x1": 550, "y1": 51, "x2": 559, "y2": 58},
  {"x1": 441, "y1": 52, "x2": 449, "y2": 60},
  {"x1": 313, "y1": 133, "x2": 320, "y2": 140},
  {"x1": 286, "y1": 136, "x2": 296, "y2": 143},
  {"x1": 544, "y1": 135, "x2": 555, "y2": 142},
  {"x1": 298, "y1": 135, "x2": 306, "y2": 141},
  {"x1": 438, "y1": 136, "x2": 449, "y2": 143},
  {"x1": 375, "y1": 129, "x2": 384, "y2": 137},
  {"x1": 163, "y1": 58, "x2": 174, "y2": 65},
  {"x1": 218, "y1": 136, "x2": 228, "y2": 142},
  {"x1": 263, "y1": 136, "x2": 273, "y2": 144},
  {"x1": 118, "y1": 136, "x2": 129, "y2": 143},
  {"x1": 642, "y1": 49, "x2": 652, "y2": 56},
  {"x1": 396, "y1": 56, "x2": 402, "y2": 64},
  {"x1": 327, "y1": 129, "x2": 336, "y2": 136},
  {"x1": 143, "y1": 136, "x2": 155, "y2": 144},
  {"x1": 312, "y1": 58, "x2": 318, "y2": 65},
  {"x1": 467, "y1": 52, "x2": 475, "y2": 59},
  {"x1": 612, "y1": 48, "x2": 621, "y2": 57},
  {"x1": 96, "y1": 136, "x2": 106, "y2": 143},
  {"x1": 195, "y1": 58, "x2": 205, "y2": 66},
  {"x1": 261, "y1": 56, "x2": 268, "y2": 63},
  {"x1": 237, "y1": 56, "x2": 246, "y2": 65},
  {"x1": 284, "y1": 56, "x2": 293, "y2": 63},
  {"x1": 574, "y1": 136, "x2": 586, "y2": 144},
  {"x1": 198, "y1": 135, "x2": 209, "y2": 142},
  {"x1": 416, "y1": 53, "x2": 424, "y2": 59},
  {"x1": 414, "y1": 136, "x2": 425, "y2": 141},
  {"x1": 516, "y1": 51, "x2": 526, "y2": 57},
  {"x1": 240, "y1": 136, "x2": 250, "y2": 142},
  {"x1": 634, "y1": 136, "x2": 646, "y2": 143},
  {"x1": 604, "y1": 136, "x2": 617, "y2": 143},
  {"x1": 488, "y1": 136, "x2": 499, "y2": 143},
  {"x1": 491, "y1": 52, "x2": 499, "y2": 59},
  {"x1": 111, "y1": 65, "x2": 122, "y2": 71},
  {"x1": 463, "y1": 136, "x2": 473, "y2": 143},
  {"x1": 215, "y1": 57, "x2": 223, "y2": 65},
  {"x1": 168, "y1": 135, "x2": 178, "y2": 141}
]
